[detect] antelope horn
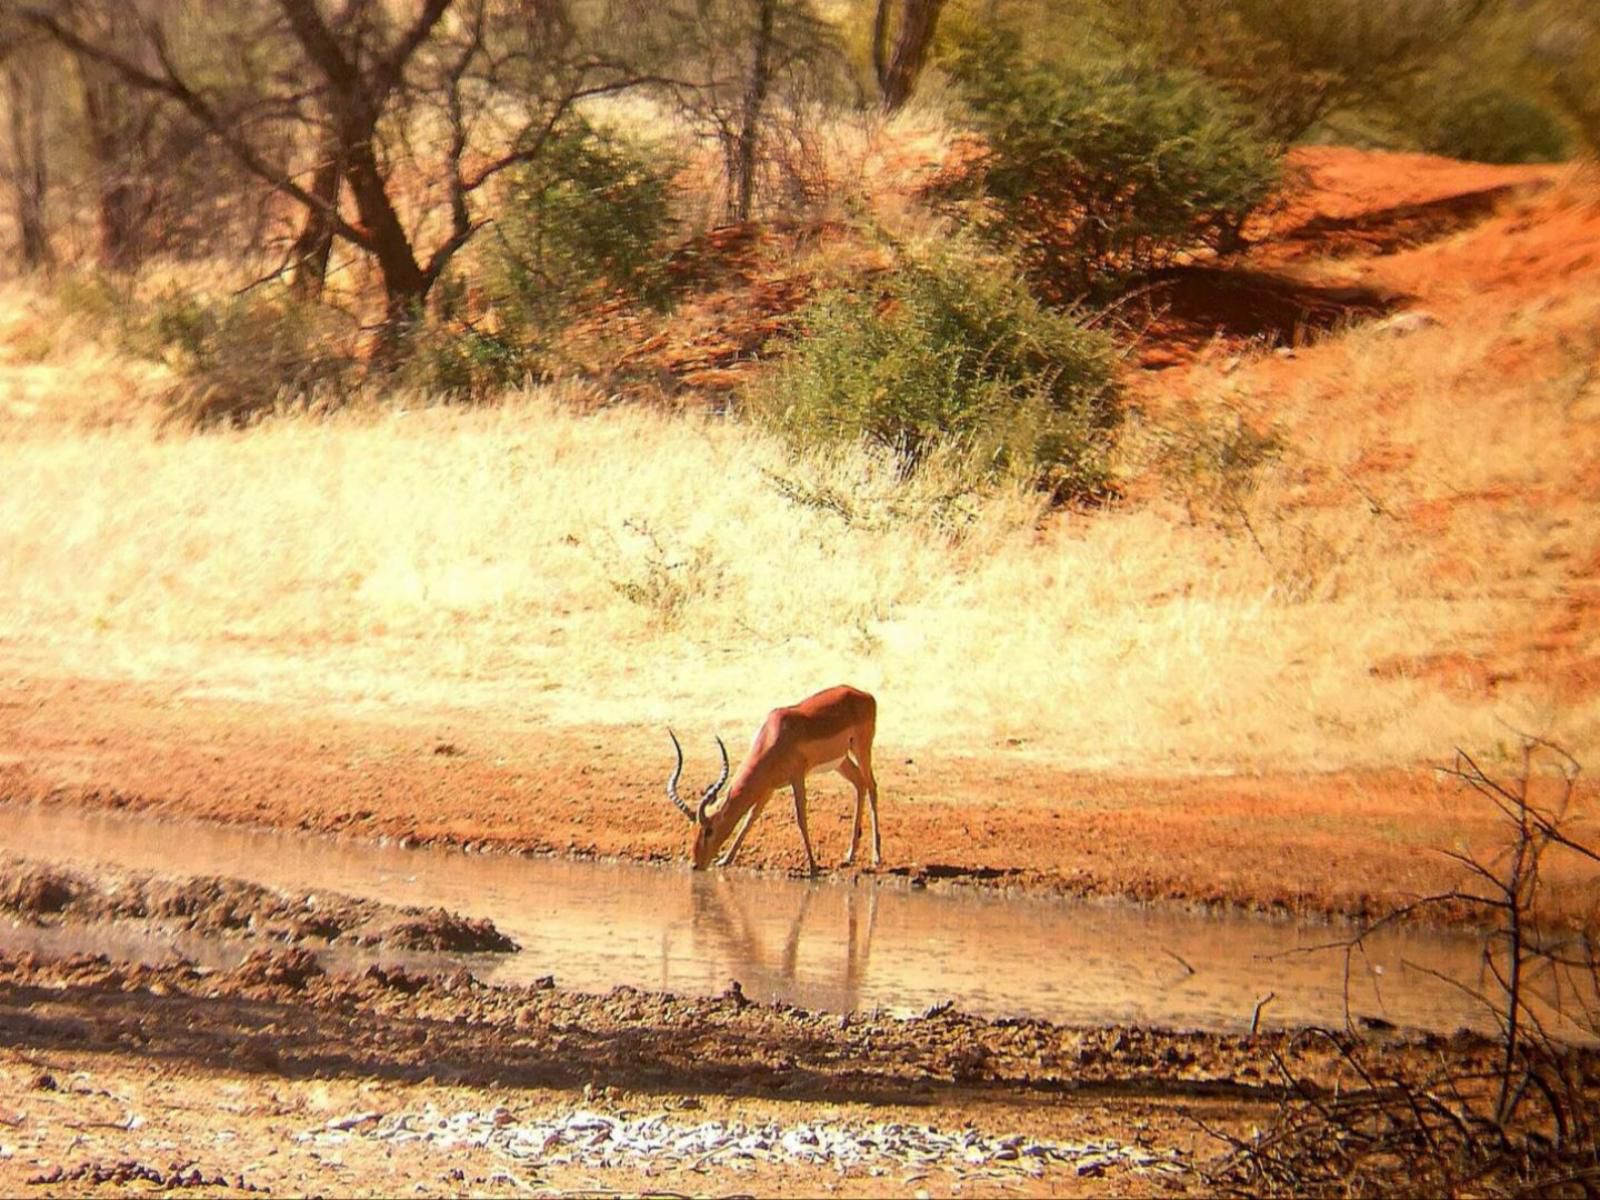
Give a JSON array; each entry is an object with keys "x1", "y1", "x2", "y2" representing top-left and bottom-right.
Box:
[
  {"x1": 697, "y1": 735, "x2": 730, "y2": 826},
  {"x1": 666, "y1": 729, "x2": 696, "y2": 824}
]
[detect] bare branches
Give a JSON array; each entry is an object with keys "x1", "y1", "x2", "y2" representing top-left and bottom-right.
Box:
[
  {"x1": 371, "y1": 0, "x2": 455, "y2": 102},
  {"x1": 20, "y1": 0, "x2": 666, "y2": 330},
  {"x1": 18, "y1": 2, "x2": 372, "y2": 251},
  {"x1": 1205, "y1": 735, "x2": 1600, "y2": 1197}
]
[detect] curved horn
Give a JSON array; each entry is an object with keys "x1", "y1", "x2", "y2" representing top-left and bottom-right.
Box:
[
  {"x1": 696, "y1": 735, "x2": 730, "y2": 826},
  {"x1": 665, "y1": 729, "x2": 696, "y2": 823}
]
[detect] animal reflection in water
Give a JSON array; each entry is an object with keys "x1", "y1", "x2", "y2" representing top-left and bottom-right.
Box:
[{"x1": 667, "y1": 874, "x2": 880, "y2": 1011}]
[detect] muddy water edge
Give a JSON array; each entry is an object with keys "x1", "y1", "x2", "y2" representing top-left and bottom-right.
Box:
[{"x1": 0, "y1": 801, "x2": 1555, "y2": 1038}]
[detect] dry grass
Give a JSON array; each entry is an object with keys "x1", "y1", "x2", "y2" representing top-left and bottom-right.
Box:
[
  {"x1": 0, "y1": 282, "x2": 169, "y2": 428},
  {"x1": 3, "y1": 167, "x2": 1597, "y2": 777},
  {"x1": 0, "y1": 362, "x2": 1586, "y2": 772}
]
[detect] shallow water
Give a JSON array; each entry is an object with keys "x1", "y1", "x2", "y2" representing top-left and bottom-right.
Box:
[{"x1": 0, "y1": 802, "x2": 1573, "y2": 1036}]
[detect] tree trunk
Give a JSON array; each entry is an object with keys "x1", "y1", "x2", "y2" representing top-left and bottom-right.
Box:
[
  {"x1": 76, "y1": 56, "x2": 142, "y2": 270},
  {"x1": 4, "y1": 60, "x2": 52, "y2": 270},
  {"x1": 288, "y1": 143, "x2": 341, "y2": 299},
  {"x1": 343, "y1": 137, "x2": 430, "y2": 341},
  {"x1": 731, "y1": 0, "x2": 776, "y2": 223},
  {"x1": 872, "y1": 0, "x2": 947, "y2": 113},
  {"x1": 277, "y1": 0, "x2": 439, "y2": 339}
]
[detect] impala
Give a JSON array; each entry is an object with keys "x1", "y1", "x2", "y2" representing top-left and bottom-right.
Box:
[{"x1": 666, "y1": 685, "x2": 881, "y2": 874}]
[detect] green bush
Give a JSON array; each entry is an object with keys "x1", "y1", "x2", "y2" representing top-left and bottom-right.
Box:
[
  {"x1": 392, "y1": 279, "x2": 541, "y2": 402},
  {"x1": 371, "y1": 121, "x2": 679, "y2": 401},
  {"x1": 935, "y1": 27, "x2": 1282, "y2": 300},
  {"x1": 747, "y1": 238, "x2": 1122, "y2": 500},
  {"x1": 487, "y1": 119, "x2": 679, "y2": 338},
  {"x1": 133, "y1": 289, "x2": 359, "y2": 427},
  {"x1": 1425, "y1": 86, "x2": 1571, "y2": 164},
  {"x1": 53, "y1": 271, "x2": 132, "y2": 328},
  {"x1": 390, "y1": 119, "x2": 678, "y2": 400}
]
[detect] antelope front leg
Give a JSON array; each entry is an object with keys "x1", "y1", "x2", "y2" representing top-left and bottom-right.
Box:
[
  {"x1": 791, "y1": 775, "x2": 819, "y2": 875},
  {"x1": 838, "y1": 756, "x2": 869, "y2": 866},
  {"x1": 719, "y1": 793, "x2": 771, "y2": 867}
]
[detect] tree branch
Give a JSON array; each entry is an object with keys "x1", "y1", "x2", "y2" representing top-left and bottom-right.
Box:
[{"x1": 18, "y1": 5, "x2": 373, "y2": 250}]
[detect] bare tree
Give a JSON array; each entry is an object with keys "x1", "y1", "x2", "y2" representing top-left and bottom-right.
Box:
[
  {"x1": 1206, "y1": 737, "x2": 1600, "y2": 1197},
  {"x1": 20, "y1": 0, "x2": 657, "y2": 342},
  {"x1": 649, "y1": 0, "x2": 844, "y2": 223},
  {"x1": 871, "y1": 0, "x2": 947, "y2": 113},
  {"x1": 732, "y1": 0, "x2": 777, "y2": 222},
  {"x1": 70, "y1": 1, "x2": 147, "y2": 267},
  {"x1": 285, "y1": 132, "x2": 342, "y2": 300}
]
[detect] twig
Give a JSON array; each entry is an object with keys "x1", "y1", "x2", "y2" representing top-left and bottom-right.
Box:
[{"x1": 1250, "y1": 992, "x2": 1276, "y2": 1034}]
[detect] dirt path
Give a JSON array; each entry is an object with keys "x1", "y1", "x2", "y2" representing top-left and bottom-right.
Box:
[{"x1": 4, "y1": 667, "x2": 1593, "y2": 925}]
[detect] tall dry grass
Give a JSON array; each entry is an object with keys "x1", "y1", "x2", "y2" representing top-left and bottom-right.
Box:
[{"x1": 2, "y1": 350, "x2": 1591, "y2": 773}]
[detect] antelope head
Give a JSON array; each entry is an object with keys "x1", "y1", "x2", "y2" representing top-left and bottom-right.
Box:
[{"x1": 666, "y1": 730, "x2": 731, "y2": 869}]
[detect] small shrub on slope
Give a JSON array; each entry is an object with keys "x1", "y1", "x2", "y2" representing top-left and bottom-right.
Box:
[
  {"x1": 135, "y1": 289, "x2": 359, "y2": 427},
  {"x1": 747, "y1": 238, "x2": 1121, "y2": 501},
  {"x1": 488, "y1": 119, "x2": 678, "y2": 334},
  {"x1": 398, "y1": 119, "x2": 680, "y2": 400},
  {"x1": 935, "y1": 27, "x2": 1282, "y2": 300},
  {"x1": 1425, "y1": 85, "x2": 1571, "y2": 164}
]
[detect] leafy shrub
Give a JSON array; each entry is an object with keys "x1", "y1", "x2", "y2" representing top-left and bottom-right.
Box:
[
  {"x1": 392, "y1": 281, "x2": 541, "y2": 402},
  {"x1": 487, "y1": 118, "x2": 679, "y2": 338},
  {"x1": 128, "y1": 289, "x2": 359, "y2": 427},
  {"x1": 1425, "y1": 86, "x2": 1570, "y2": 164},
  {"x1": 52, "y1": 271, "x2": 131, "y2": 327},
  {"x1": 934, "y1": 27, "x2": 1282, "y2": 300},
  {"x1": 1152, "y1": 403, "x2": 1284, "y2": 533},
  {"x1": 357, "y1": 120, "x2": 679, "y2": 401},
  {"x1": 390, "y1": 119, "x2": 678, "y2": 400},
  {"x1": 747, "y1": 238, "x2": 1121, "y2": 500}
]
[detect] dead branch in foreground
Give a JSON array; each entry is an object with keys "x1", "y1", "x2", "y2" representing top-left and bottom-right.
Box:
[{"x1": 1204, "y1": 736, "x2": 1600, "y2": 1198}]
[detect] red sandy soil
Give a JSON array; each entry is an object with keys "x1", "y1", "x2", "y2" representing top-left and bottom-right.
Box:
[
  {"x1": 1135, "y1": 149, "x2": 1600, "y2": 711},
  {"x1": 4, "y1": 669, "x2": 1596, "y2": 926},
  {"x1": 603, "y1": 146, "x2": 1572, "y2": 386}
]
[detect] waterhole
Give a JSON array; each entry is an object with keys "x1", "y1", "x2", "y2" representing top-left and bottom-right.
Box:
[{"x1": 0, "y1": 803, "x2": 1565, "y2": 1036}]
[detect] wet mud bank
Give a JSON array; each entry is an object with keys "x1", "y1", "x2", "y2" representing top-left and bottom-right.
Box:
[
  {"x1": 0, "y1": 943, "x2": 1544, "y2": 1104},
  {"x1": 0, "y1": 852, "x2": 517, "y2": 953}
]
